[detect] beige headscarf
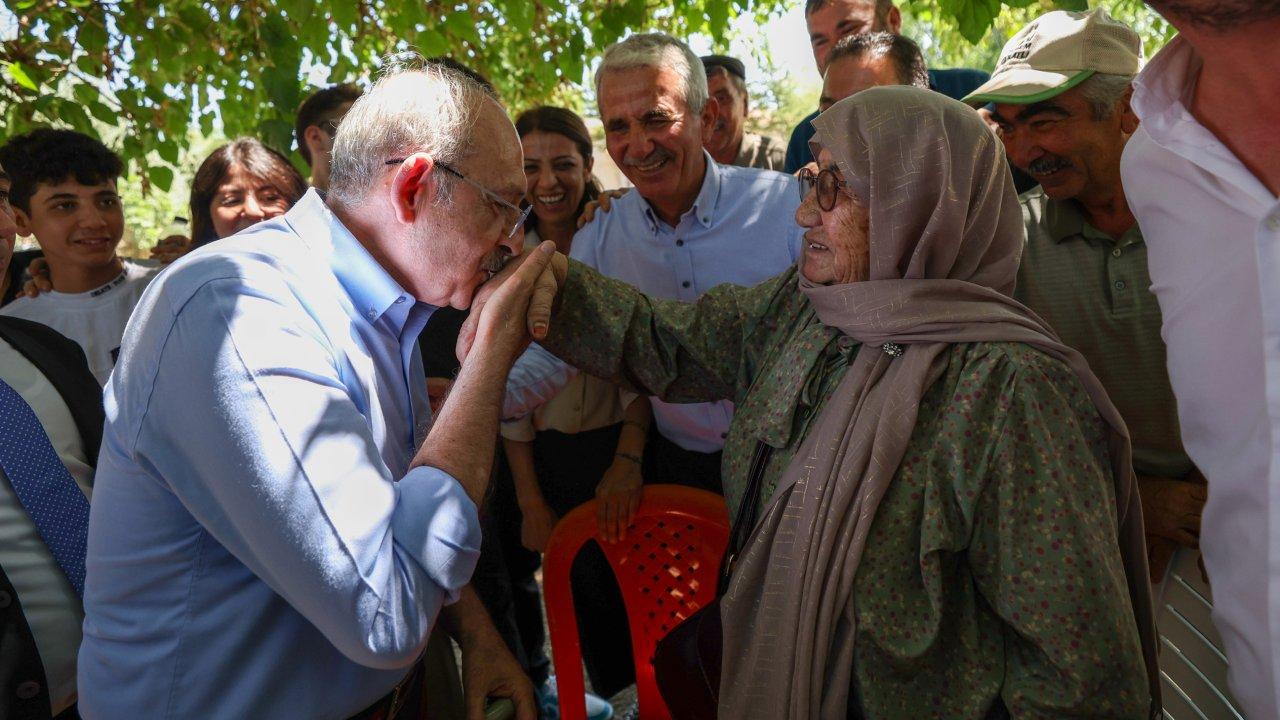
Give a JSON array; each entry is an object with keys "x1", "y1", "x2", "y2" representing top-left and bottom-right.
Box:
[{"x1": 717, "y1": 86, "x2": 1158, "y2": 719}]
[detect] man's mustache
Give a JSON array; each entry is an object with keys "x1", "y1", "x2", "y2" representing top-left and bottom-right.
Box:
[
  {"x1": 1027, "y1": 155, "x2": 1072, "y2": 176},
  {"x1": 483, "y1": 247, "x2": 513, "y2": 278},
  {"x1": 623, "y1": 148, "x2": 674, "y2": 168}
]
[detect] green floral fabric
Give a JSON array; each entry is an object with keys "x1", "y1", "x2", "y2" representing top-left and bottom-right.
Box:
[{"x1": 542, "y1": 260, "x2": 1151, "y2": 718}]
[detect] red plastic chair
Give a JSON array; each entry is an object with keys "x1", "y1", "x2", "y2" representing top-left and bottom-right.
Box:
[{"x1": 543, "y1": 485, "x2": 730, "y2": 720}]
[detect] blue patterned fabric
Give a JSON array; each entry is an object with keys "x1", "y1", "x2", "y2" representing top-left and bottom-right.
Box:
[{"x1": 0, "y1": 377, "x2": 91, "y2": 597}]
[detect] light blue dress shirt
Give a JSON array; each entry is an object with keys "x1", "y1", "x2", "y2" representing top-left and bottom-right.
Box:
[
  {"x1": 77, "y1": 190, "x2": 482, "y2": 720},
  {"x1": 507, "y1": 153, "x2": 803, "y2": 453}
]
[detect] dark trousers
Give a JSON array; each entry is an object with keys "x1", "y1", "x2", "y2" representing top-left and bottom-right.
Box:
[
  {"x1": 472, "y1": 447, "x2": 552, "y2": 687},
  {"x1": 642, "y1": 426, "x2": 724, "y2": 496}
]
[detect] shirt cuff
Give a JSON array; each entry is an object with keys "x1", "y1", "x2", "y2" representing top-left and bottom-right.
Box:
[
  {"x1": 391, "y1": 466, "x2": 481, "y2": 604},
  {"x1": 500, "y1": 416, "x2": 536, "y2": 442}
]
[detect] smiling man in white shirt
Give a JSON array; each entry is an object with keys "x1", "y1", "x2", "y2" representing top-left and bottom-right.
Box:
[{"x1": 1121, "y1": 1, "x2": 1280, "y2": 717}]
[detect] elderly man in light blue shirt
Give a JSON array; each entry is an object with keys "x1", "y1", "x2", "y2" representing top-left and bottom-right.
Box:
[
  {"x1": 78, "y1": 61, "x2": 554, "y2": 720},
  {"x1": 506, "y1": 32, "x2": 802, "y2": 495}
]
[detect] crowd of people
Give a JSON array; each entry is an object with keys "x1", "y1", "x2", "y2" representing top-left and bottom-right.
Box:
[{"x1": 1, "y1": 0, "x2": 1277, "y2": 719}]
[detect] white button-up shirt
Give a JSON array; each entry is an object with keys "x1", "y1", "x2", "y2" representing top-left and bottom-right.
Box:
[{"x1": 1122, "y1": 35, "x2": 1280, "y2": 720}]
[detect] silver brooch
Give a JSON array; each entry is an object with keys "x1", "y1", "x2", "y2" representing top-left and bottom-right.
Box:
[{"x1": 881, "y1": 342, "x2": 904, "y2": 357}]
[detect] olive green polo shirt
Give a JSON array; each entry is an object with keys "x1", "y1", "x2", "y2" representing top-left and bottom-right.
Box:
[{"x1": 1015, "y1": 188, "x2": 1192, "y2": 479}]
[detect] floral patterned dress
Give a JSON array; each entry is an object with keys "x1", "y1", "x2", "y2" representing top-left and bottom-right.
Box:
[{"x1": 541, "y1": 261, "x2": 1151, "y2": 718}]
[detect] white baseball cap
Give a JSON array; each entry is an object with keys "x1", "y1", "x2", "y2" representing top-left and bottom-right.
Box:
[{"x1": 963, "y1": 8, "x2": 1142, "y2": 106}]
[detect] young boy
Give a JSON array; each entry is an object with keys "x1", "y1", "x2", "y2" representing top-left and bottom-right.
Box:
[{"x1": 0, "y1": 129, "x2": 157, "y2": 385}]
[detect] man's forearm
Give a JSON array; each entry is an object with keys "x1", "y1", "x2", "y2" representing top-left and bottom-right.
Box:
[
  {"x1": 412, "y1": 346, "x2": 509, "y2": 505},
  {"x1": 439, "y1": 585, "x2": 501, "y2": 649}
]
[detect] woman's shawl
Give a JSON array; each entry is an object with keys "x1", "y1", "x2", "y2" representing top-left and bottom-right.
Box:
[{"x1": 717, "y1": 86, "x2": 1159, "y2": 720}]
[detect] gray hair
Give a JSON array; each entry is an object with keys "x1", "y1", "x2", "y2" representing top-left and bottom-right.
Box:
[
  {"x1": 1077, "y1": 72, "x2": 1134, "y2": 120},
  {"x1": 594, "y1": 33, "x2": 708, "y2": 114},
  {"x1": 327, "y1": 55, "x2": 492, "y2": 208}
]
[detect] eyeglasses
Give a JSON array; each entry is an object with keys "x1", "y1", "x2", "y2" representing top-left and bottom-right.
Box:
[
  {"x1": 385, "y1": 158, "x2": 531, "y2": 238},
  {"x1": 797, "y1": 165, "x2": 850, "y2": 212}
]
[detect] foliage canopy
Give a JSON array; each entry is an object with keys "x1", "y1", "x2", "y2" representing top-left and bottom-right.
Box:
[{"x1": 2, "y1": 0, "x2": 1163, "y2": 194}]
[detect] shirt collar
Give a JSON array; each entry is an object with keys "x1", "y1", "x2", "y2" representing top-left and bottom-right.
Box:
[
  {"x1": 1131, "y1": 36, "x2": 1275, "y2": 205},
  {"x1": 640, "y1": 150, "x2": 721, "y2": 233},
  {"x1": 1042, "y1": 194, "x2": 1143, "y2": 248},
  {"x1": 285, "y1": 189, "x2": 416, "y2": 330}
]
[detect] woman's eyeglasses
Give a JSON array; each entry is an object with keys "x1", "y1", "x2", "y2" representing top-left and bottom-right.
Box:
[
  {"x1": 385, "y1": 158, "x2": 531, "y2": 238},
  {"x1": 797, "y1": 166, "x2": 850, "y2": 213}
]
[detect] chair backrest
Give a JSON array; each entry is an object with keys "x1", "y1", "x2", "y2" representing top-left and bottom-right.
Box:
[{"x1": 542, "y1": 485, "x2": 730, "y2": 720}]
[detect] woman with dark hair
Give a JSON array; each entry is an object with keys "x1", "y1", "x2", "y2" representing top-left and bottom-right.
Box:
[
  {"x1": 189, "y1": 137, "x2": 308, "y2": 248},
  {"x1": 501, "y1": 106, "x2": 647, "y2": 713}
]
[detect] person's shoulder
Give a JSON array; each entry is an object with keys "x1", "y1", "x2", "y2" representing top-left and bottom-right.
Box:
[
  {"x1": 0, "y1": 313, "x2": 77, "y2": 352},
  {"x1": 719, "y1": 161, "x2": 796, "y2": 191},
  {"x1": 148, "y1": 231, "x2": 314, "y2": 318},
  {"x1": 0, "y1": 293, "x2": 36, "y2": 317},
  {"x1": 948, "y1": 340, "x2": 1083, "y2": 400}
]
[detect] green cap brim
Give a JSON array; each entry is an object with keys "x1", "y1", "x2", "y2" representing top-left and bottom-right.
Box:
[{"x1": 962, "y1": 69, "x2": 1096, "y2": 106}]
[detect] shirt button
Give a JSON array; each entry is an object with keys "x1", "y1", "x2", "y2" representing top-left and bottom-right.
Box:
[
  {"x1": 720, "y1": 432, "x2": 728, "y2": 439},
  {"x1": 366, "y1": 310, "x2": 377, "y2": 320},
  {"x1": 1114, "y1": 280, "x2": 1127, "y2": 291},
  {"x1": 1269, "y1": 217, "x2": 1280, "y2": 231},
  {"x1": 15, "y1": 681, "x2": 40, "y2": 700},
  {"x1": 394, "y1": 297, "x2": 406, "y2": 304},
  {"x1": 682, "y1": 281, "x2": 691, "y2": 288},
  {"x1": 676, "y1": 239, "x2": 684, "y2": 247},
  {"x1": 1111, "y1": 248, "x2": 1122, "y2": 258}
]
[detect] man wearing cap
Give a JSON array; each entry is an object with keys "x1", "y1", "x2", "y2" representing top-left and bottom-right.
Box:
[
  {"x1": 970, "y1": 10, "x2": 1226, "y2": 715},
  {"x1": 1118, "y1": 0, "x2": 1280, "y2": 717},
  {"x1": 700, "y1": 55, "x2": 786, "y2": 171}
]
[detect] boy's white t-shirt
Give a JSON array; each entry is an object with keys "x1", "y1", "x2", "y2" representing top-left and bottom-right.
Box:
[{"x1": 0, "y1": 259, "x2": 159, "y2": 385}]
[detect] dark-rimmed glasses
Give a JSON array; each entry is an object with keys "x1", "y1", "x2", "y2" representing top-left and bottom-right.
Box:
[
  {"x1": 797, "y1": 165, "x2": 850, "y2": 212},
  {"x1": 385, "y1": 158, "x2": 531, "y2": 238}
]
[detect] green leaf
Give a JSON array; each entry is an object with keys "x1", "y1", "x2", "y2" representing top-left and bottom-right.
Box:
[
  {"x1": 157, "y1": 139, "x2": 180, "y2": 165},
  {"x1": 330, "y1": 1, "x2": 358, "y2": 32},
  {"x1": 6, "y1": 62, "x2": 39, "y2": 92},
  {"x1": 87, "y1": 99, "x2": 117, "y2": 124},
  {"x1": 73, "y1": 82, "x2": 99, "y2": 106},
  {"x1": 147, "y1": 165, "x2": 175, "y2": 193},
  {"x1": 78, "y1": 18, "x2": 108, "y2": 55},
  {"x1": 1053, "y1": 0, "x2": 1089, "y2": 9}
]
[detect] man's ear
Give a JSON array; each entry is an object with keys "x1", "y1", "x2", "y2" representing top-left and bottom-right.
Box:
[
  {"x1": 884, "y1": 4, "x2": 903, "y2": 34},
  {"x1": 700, "y1": 97, "x2": 720, "y2": 143},
  {"x1": 303, "y1": 125, "x2": 330, "y2": 166},
  {"x1": 390, "y1": 154, "x2": 434, "y2": 225},
  {"x1": 13, "y1": 207, "x2": 34, "y2": 238}
]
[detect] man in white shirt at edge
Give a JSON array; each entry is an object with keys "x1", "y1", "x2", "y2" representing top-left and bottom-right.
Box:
[
  {"x1": 1120, "y1": 1, "x2": 1280, "y2": 717},
  {"x1": 77, "y1": 60, "x2": 556, "y2": 719},
  {"x1": 0, "y1": 129, "x2": 158, "y2": 386}
]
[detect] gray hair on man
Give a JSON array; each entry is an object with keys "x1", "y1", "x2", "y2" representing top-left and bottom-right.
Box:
[
  {"x1": 594, "y1": 32, "x2": 709, "y2": 114},
  {"x1": 328, "y1": 55, "x2": 493, "y2": 208},
  {"x1": 1077, "y1": 72, "x2": 1134, "y2": 119}
]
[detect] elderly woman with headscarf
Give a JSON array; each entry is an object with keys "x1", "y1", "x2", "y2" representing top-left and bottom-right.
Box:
[{"x1": 482, "y1": 86, "x2": 1159, "y2": 718}]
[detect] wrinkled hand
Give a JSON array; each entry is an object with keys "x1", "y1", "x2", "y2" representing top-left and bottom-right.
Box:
[
  {"x1": 20, "y1": 256, "x2": 52, "y2": 298},
  {"x1": 1139, "y1": 475, "x2": 1207, "y2": 583},
  {"x1": 150, "y1": 234, "x2": 192, "y2": 264},
  {"x1": 460, "y1": 627, "x2": 537, "y2": 720},
  {"x1": 426, "y1": 377, "x2": 453, "y2": 416},
  {"x1": 576, "y1": 187, "x2": 630, "y2": 229},
  {"x1": 455, "y1": 241, "x2": 565, "y2": 366},
  {"x1": 520, "y1": 498, "x2": 558, "y2": 553},
  {"x1": 596, "y1": 456, "x2": 643, "y2": 544}
]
